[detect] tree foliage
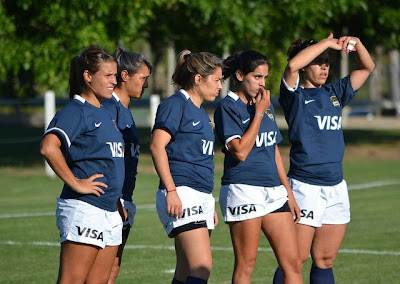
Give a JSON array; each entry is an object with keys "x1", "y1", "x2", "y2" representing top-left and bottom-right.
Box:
[{"x1": 0, "y1": 0, "x2": 398, "y2": 98}]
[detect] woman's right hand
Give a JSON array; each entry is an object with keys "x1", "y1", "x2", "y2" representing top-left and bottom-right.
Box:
[
  {"x1": 166, "y1": 190, "x2": 183, "y2": 218},
  {"x1": 71, "y1": 174, "x2": 107, "y2": 196},
  {"x1": 254, "y1": 88, "x2": 271, "y2": 115}
]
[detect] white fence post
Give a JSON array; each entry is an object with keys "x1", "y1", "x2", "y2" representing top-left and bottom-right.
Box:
[
  {"x1": 44, "y1": 90, "x2": 56, "y2": 177},
  {"x1": 149, "y1": 94, "x2": 160, "y2": 129}
]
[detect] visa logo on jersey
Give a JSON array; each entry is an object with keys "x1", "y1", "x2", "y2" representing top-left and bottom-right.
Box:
[
  {"x1": 106, "y1": 142, "x2": 124, "y2": 157},
  {"x1": 255, "y1": 131, "x2": 277, "y2": 147},
  {"x1": 201, "y1": 139, "x2": 214, "y2": 155},
  {"x1": 314, "y1": 116, "x2": 342, "y2": 130}
]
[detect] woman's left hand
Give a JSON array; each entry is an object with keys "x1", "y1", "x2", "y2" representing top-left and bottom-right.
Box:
[
  {"x1": 288, "y1": 196, "x2": 301, "y2": 224},
  {"x1": 213, "y1": 210, "x2": 219, "y2": 228}
]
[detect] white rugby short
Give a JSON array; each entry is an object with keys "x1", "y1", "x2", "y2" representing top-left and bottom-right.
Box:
[
  {"x1": 121, "y1": 199, "x2": 136, "y2": 227},
  {"x1": 290, "y1": 178, "x2": 350, "y2": 227},
  {"x1": 56, "y1": 198, "x2": 122, "y2": 249},
  {"x1": 156, "y1": 186, "x2": 215, "y2": 237},
  {"x1": 219, "y1": 183, "x2": 288, "y2": 222}
]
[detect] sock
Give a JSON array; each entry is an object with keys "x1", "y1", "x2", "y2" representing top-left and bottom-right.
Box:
[
  {"x1": 273, "y1": 266, "x2": 284, "y2": 284},
  {"x1": 310, "y1": 264, "x2": 334, "y2": 284},
  {"x1": 185, "y1": 276, "x2": 207, "y2": 284},
  {"x1": 172, "y1": 278, "x2": 184, "y2": 284}
]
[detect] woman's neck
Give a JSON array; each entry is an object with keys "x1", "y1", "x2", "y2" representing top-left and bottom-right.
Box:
[
  {"x1": 235, "y1": 90, "x2": 252, "y2": 105},
  {"x1": 186, "y1": 89, "x2": 203, "y2": 108},
  {"x1": 114, "y1": 87, "x2": 130, "y2": 108},
  {"x1": 80, "y1": 92, "x2": 101, "y2": 108}
]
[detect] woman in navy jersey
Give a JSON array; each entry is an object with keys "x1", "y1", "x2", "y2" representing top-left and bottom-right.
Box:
[
  {"x1": 214, "y1": 50, "x2": 302, "y2": 284},
  {"x1": 103, "y1": 46, "x2": 152, "y2": 283},
  {"x1": 40, "y1": 45, "x2": 125, "y2": 283},
  {"x1": 150, "y1": 50, "x2": 222, "y2": 284},
  {"x1": 274, "y1": 34, "x2": 374, "y2": 283}
]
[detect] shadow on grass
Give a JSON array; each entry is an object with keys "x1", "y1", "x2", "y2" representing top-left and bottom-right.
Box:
[{"x1": 1, "y1": 124, "x2": 399, "y2": 167}]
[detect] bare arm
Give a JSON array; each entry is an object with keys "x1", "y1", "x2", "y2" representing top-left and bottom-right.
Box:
[
  {"x1": 284, "y1": 33, "x2": 342, "y2": 88},
  {"x1": 150, "y1": 128, "x2": 182, "y2": 218},
  {"x1": 40, "y1": 133, "x2": 107, "y2": 196},
  {"x1": 336, "y1": 37, "x2": 375, "y2": 91},
  {"x1": 228, "y1": 88, "x2": 270, "y2": 161},
  {"x1": 275, "y1": 145, "x2": 300, "y2": 223}
]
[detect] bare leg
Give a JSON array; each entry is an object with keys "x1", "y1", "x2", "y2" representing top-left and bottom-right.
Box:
[
  {"x1": 262, "y1": 212, "x2": 303, "y2": 284},
  {"x1": 86, "y1": 245, "x2": 119, "y2": 284},
  {"x1": 174, "y1": 236, "x2": 189, "y2": 282},
  {"x1": 296, "y1": 224, "x2": 316, "y2": 265},
  {"x1": 174, "y1": 227, "x2": 212, "y2": 281},
  {"x1": 311, "y1": 224, "x2": 346, "y2": 268},
  {"x1": 57, "y1": 241, "x2": 99, "y2": 284},
  {"x1": 108, "y1": 231, "x2": 129, "y2": 284},
  {"x1": 229, "y1": 217, "x2": 262, "y2": 284}
]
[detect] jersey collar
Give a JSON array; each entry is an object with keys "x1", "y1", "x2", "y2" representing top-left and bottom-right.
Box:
[
  {"x1": 179, "y1": 89, "x2": 190, "y2": 100},
  {"x1": 227, "y1": 90, "x2": 240, "y2": 101},
  {"x1": 112, "y1": 91, "x2": 120, "y2": 102},
  {"x1": 73, "y1": 94, "x2": 86, "y2": 104}
]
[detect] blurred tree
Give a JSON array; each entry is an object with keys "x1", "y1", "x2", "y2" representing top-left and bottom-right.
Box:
[
  {"x1": 0, "y1": 0, "x2": 398, "y2": 98},
  {"x1": 0, "y1": 0, "x2": 154, "y2": 98}
]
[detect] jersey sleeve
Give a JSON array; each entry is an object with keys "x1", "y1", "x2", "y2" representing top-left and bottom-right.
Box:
[
  {"x1": 329, "y1": 75, "x2": 356, "y2": 107},
  {"x1": 44, "y1": 106, "x2": 85, "y2": 150},
  {"x1": 214, "y1": 100, "x2": 243, "y2": 150},
  {"x1": 278, "y1": 74, "x2": 300, "y2": 114},
  {"x1": 152, "y1": 97, "x2": 184, "y2": 140}
]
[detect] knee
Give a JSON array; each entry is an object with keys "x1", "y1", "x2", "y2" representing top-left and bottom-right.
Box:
[
  {"x1": 281, "y1": 257, "x2": 303, "y2": 275},
  {"x1": 189, "y1": 263, "x2": 212, "y2": 280},
  {"x1": 235, "y1": 257, "x2": 257, "y2": 277},
  {"x1": 312, "y1": 255, "x2": 336, "y2": 269}
]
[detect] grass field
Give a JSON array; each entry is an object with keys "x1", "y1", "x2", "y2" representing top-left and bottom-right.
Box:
[{"x1": 0, "y1": 126, "x2": 400, "y2": 283}]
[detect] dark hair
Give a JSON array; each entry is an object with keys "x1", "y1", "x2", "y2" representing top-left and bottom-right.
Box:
[
  {"x1": 223, "y1": 50, "x2": 271, "y2": 86},
  {"x1": 69, "y1": 45, "x2": 115, "y2": 100},
  {"x1": 287, "y1": 39, "x2": 318, "y2": 61},
  {"x1": 113, "y1": 46, "x2": 153, "y2": 87},
  {"x1": 172, "y1": 50, "x2": 223, "y2": 90}
]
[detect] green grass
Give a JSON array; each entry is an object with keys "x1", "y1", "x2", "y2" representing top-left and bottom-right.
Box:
[
  {"x1": 0, "y1": 125, "x2": 400, "y2": 283},
  {"x1": 0, "y1": 154, "x2": 400, "y2": 283}
]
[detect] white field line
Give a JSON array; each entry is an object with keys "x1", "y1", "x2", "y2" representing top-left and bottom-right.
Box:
[
  {"x1": 348, "y1": 180, "x2": 400, "y2": 190},
  {"x1": 0, "y1": 241, "x2": 399, "y2": 256},
  {"x1": 1, "y1": 180, "x2": 399, "y2": 220}
]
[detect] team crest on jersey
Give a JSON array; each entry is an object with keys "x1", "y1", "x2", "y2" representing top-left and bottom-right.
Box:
[
  {"x1": 265, "y1": 109, "x2": 275, "y2": 121},
  {"x1": 330, "y1": 96, "x2": 340, "y2": 107}
]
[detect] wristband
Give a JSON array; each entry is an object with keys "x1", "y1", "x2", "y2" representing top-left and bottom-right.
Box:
[
  {"x1": 167, "y1": 189, "x2": 176, "y2": 193},
  {"x1": 255, "y1": 113, "x2": 264, "y2": 117}
]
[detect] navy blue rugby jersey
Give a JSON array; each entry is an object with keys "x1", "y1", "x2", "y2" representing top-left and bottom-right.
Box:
[
  {"x1": 279, "y1": 75, "x2": 356, "y2": 186},
  {"x1": 103, "y1": 92, "x2": 140, "y2": 202},
  {"x1": 44, "y1": 95, "x2": 125, "y2": 211},
  {"x1": 214, "y1": 91, "x2": 283, "y2": 187},
  {"x1": 152, "y1": 90, "x2": 215, "y2": 193}
]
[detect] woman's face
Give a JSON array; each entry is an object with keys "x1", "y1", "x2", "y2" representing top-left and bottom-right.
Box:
[
  {"x1": 86, "y1": 61, "x2": 117, "y2": 99},
  {"x1": 237, "y1": 64, "x2": 269, "y2": 98},
  {"x1": 304, "y1": 51, "x2": 330, "y2": 88},
  {"x1": 197, "y1": 67, "x2": 223, "y2": 102},
  {"x1": 125, "y1": 65, "x2": 150, "y2": 99}
]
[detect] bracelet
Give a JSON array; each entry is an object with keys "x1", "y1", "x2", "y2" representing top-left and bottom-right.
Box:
[
  {"x1": 255, "y1": 113, "x2": 264, "y2": 117},
  {"x1": 167, "y1": 189, "x2": 176, "y2": 193}
]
